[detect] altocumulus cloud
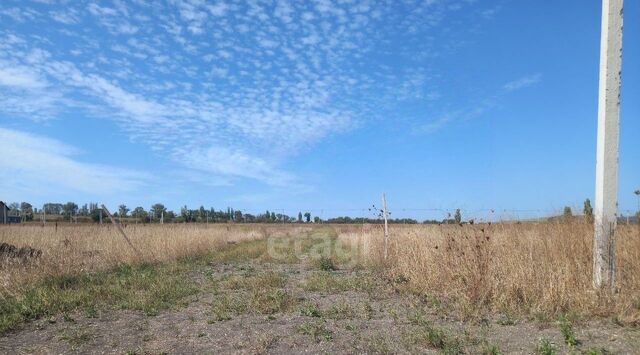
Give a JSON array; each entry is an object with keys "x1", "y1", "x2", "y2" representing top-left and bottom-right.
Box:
[{"x1": 0, "y1": 0, "x2": 495, "y2": 187}]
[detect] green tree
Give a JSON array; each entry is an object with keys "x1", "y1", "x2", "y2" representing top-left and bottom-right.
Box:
[
  {"x1": 150, "y1": 203, "x2": 166, "y2": 221},
  {"x1": 79, "y1": 204, "x2": 89, "y2": 216},
  {"x1": 20, "y1": 202, "x2": 33, "y2": 221},
  {"x1": 298, "y1": 212, "x2": 303, "y2": 223},
  {"x1": 304, "y1": 212, "x2": 311, "y2": 223},
  {"x1": 454, "y1": 209, "x2": 462, "y2": 224},
  {"x1": 44, "y1": 203, "x2": 63, "y2": 214},
  {"x1": 118, "y1": 204, "x2": 129, "y2": 218},
  {"x1": 583, "y1": 199, "x2": 594, "y2": 223},
  {"x1": 180, "y1": 205, "x2": 190, "y2": 222},
  {"x1": 63, "y1": 202, "x2": 78, "y2": 221},
  {"x1": 132, "y1": 207, "x2": 147, "y2": 222},
  {"x1": 90, "y1": 208, "x2": 102, "y2": 223}
]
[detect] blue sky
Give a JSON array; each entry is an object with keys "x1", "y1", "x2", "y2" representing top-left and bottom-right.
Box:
[{"x1": 0, "y1": 0, "x2": 638, "y2": 220}]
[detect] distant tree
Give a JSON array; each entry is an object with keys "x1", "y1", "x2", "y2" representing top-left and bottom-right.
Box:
[
  {"x1": 234, "y1": 210, "x2": 243, "y2": 222},
  {"x1": 90, "y1": 208, "x2": 102, "y2": 223},
  {"x1": 304, "y1": 212, "x2": 311, "y2": 223},
  {"x1": 583, "y1": 199, "x2": 594, "y2": 224},
  {"x1": 63, "y1": 202, "x2": 78, "y2": 221},
  {"x1": 151, "y1": 203, "x2": 166, "y2": 221},
  {"x1": 44, "y1": 203, "x2": 63, "y2": 214},
  {"x1": 180, "y1": 205, "x2": 190, "y2": 222},
  {"x1": 132, "y1": 207, "x2": 147, "y2": 222},
  {"x1": 79, "y1": 204, "x2": 89, "y2": 216},
  {"x1": 20, "y1": 202, "x2": 33, "y2": 221},
  {"x1": 118, "y1": 204, "x2": 129, "y2": 218},
  {"x1": 454, "y1": 209, "x2": 462, "y2": 224},
  {"x1": 563, "y1": 206, "x2": 573, "y2": 219},
  {"x1": 271, "y1": 212, "x2": 276, "y2": 221},
  {"x1": 313, "y1": 216, "x2": 321, "y2": 223},
  {"x1": 298, "y1": 212, "x2": 303, "y2": 223}
]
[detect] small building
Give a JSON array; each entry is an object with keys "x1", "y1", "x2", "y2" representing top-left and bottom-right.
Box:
[{"x1": 0, "y1": 201, "x2": 20, "y2": 224}]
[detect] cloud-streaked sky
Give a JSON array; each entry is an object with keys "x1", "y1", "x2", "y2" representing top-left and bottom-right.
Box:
[{"x1": 0, "y1": 1, "x2": 638, "y2": 220}]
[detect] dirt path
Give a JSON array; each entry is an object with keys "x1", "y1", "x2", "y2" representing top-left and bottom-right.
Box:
[{"x1": 1, "y1": 232, "x2": 638, "y2": 354}]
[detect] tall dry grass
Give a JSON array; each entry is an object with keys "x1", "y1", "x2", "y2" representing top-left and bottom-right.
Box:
[
  {"x1": 337, "y1": 222, "x2": 640, "y2": 321},
  {"x1": 0, "y1": 223, "x2": 313, "y2": 298}
]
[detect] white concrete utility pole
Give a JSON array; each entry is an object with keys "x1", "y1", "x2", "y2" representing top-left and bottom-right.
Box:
[{"x1": 594, "y1": 0, "x2": 624, "y2": 290}]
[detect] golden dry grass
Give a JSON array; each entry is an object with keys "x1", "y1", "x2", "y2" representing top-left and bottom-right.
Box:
[
  {"x1": 337, "y1": 221, "x2": 640, "y2": 321},
  {"x1": 0, "y1": 223, "x2": 313, "y2": 299},
  {"x1": 3, "y1": 221, "x2": 639, "y2": 322}
]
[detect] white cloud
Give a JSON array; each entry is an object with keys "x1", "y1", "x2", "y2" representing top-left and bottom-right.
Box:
[
  {"x1": 207, "y1": 2, "x2": 228, "y2": 17},
  {"x1": 0, "y1": 66, "x2": 48, "y2": 89},
  {"x1": 87, "y1": 4, "x2": 118, "y2": 17},
  {"x1": 0, "y1": 0, "x2": 488, "y2": 188},
  {"x1": 180, "y1": 146, "x2": 294, "y2": 187},
  {"x1": 0, "y1": 127, "x2": 148, "y2": 195},
  {"x1": 504, "y1": 74, "x2": 542, "y2": 92},
  {"x1": 50, "y1": 10, "x2": 79, "y2": 24},
  {"x1": 0, "y1": 61, "x2": 63, "y2": 120},
  {"x1": 1, "y1": 7, "x2": 37, "y2": 22}
]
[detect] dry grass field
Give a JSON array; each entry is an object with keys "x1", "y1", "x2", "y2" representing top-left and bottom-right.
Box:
[
  {"x1": 337, "y1": 221, "x2": 640, "y2": 321},
  {"x1": 0, "y1": 224, "x2": 313, "y2": 298},
  {"x1": 1, "y1": 222, "x2": 639, "y2": 354}
]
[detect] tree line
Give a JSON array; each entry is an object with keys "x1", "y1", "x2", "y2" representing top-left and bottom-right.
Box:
[
  {"x1": 6, "y1": 198, "x2": 637, "y2": 224},
  {"x1": 6, "y1": 202, "x2": 323, "y2": 224},
  {"x1": 6, "y1": 202, "x2": 434, "y2": 224}
]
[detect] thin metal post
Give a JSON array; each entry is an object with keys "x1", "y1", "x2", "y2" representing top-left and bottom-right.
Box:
[{"x1": 382, "y1": 193, "x2": 389, "y2": 260}]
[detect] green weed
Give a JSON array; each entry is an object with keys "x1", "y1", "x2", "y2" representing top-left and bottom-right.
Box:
[
  {"x1": 299, "y1": 300, "x2": 322, "y2": 317},
  {"x1": 558, "y1": 314, "x2": 578, "y2": 346},
  {"x1": 0, "y1": 262, "x2": 199, "y2": 334},
  {"x1": 535, "y1": 337, "x2": 556, "y2": 355},
  {"x1": 298, "y1": 320, "x2": 333, "y2": 342}
]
